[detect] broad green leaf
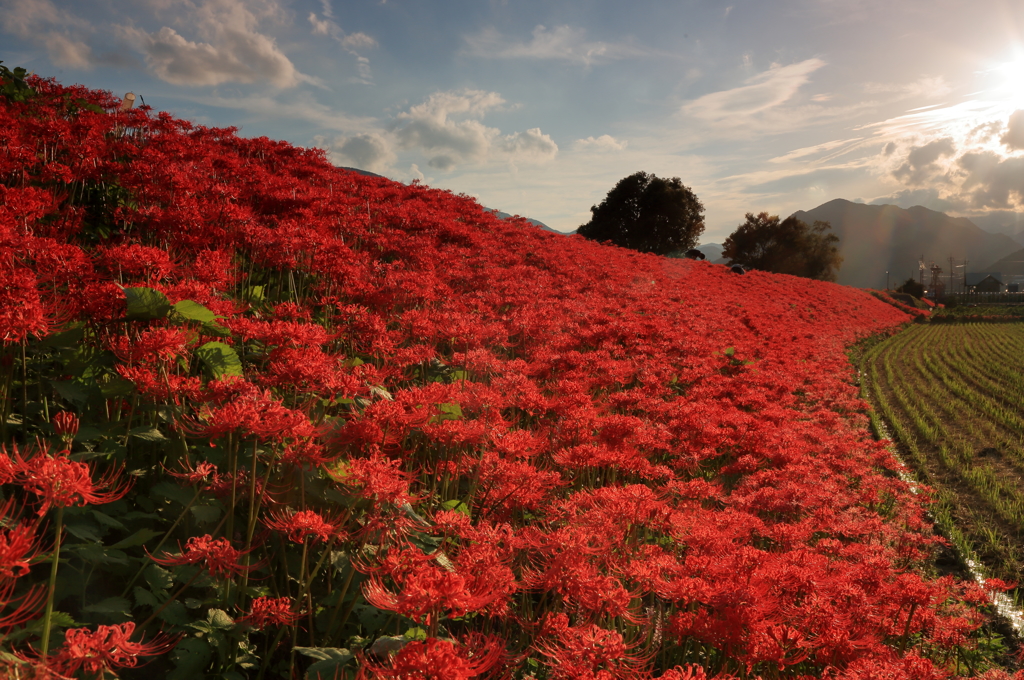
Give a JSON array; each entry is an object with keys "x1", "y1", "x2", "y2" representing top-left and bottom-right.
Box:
[
  {"x1": 196, "y1": 341, "x2": 243, "y2": 379},
  {"x1": 207, "y1": 609, "x2": 235, "y2": 630},
  {"x1": 434, "y1": 402, "x2": 463, "y2": 421},
  {"x1": 50, "y1": 380, "x2": 92, "y2": 407},
  {"x1": 64, "y1": 522, "x2": 103, "y2": 543},
  {"x1": 168, "y1": 637, "x2": 212, "y2": 680},
  {"x1": 144, "y1": 564, "x2": 174, "y2": 591},
  {"x1": 245, "y1": 285, "x2": 265, "y2": 303},
  {"x1": 129, "y1": 426, "x2": 167, "y2": 442},
  {"x1": 90, "y1": 510, "x2": 126, "y2": 530},
  {"x1": 441, "y1": 499, "x2": 471, "y2": 518},
  {"x1": 83, "y1": 596, "x2": 132, "y2": 617},
  {"x1": 172, "y1": 300, "x2": 218, "y2": 323},
  {"x1": 124, "y1": 287, "x2": 171, "y2": 321},
  {"x1": 72, "y1": 426, "x2": 104, "y2": 442},
  {"x1": 159, "y1": 600, "x2": 191, "y2": 626},
  {"x1": 40, "y1": 326, "x2": 85, "y2": 349},
  {"x1": 152, "y1": 481, "x2": 197, "y2": 507},
  {"x1": 99, "y1": 375, "x2": 135, "y2": 398},
  {"x1": 296, "y1": 647, "x2": 354, "y2": 680},
  {"x1": 133, "y1": 586, "x2": 160, "y2": 608},
  {"x1": 190, "y1": 504, "x2": 222, "y2": 524},
  {"x1": 109, "y1": 528, "x2": 162, "y2": 550},
  {"x1": 71, "y1": 543, "x2": 128, "y2": 565}
]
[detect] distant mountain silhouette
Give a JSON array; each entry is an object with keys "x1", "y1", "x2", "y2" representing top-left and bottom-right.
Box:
[
  {"x1": 491, "y1": 210, "x2": 560, "y2": 233},
  {"x1": 789, "y1": 199, "x2": 1020, "y2": 288},
  {"x1": 696, "y1": 243, "x2": 726, "y2": 263},
  {"x1": 979, "y1": 248, "x2": 1024, "y2": 277}
]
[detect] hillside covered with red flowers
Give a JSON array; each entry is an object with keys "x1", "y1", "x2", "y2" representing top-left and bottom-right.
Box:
[{"x1": 0, "y1": 74, "x2": 1015, "y2": 679}]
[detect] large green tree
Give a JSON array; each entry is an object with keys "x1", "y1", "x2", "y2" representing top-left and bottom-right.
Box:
[
  {"x1": 578, "y1": 172, "x2": 705, "y2": 255},
  {"x1": 722, "y1": 212, "x2": 843, "y2": 281}
]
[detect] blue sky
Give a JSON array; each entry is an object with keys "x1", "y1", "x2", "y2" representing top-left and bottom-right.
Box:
[{"x1": 3, "y1": 0, "x2": 1024, "y2": 240}]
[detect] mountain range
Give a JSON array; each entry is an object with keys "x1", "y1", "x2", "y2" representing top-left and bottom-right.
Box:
[{"x1": 789, "y1": 200, "x2": 1022, "y2": 289}]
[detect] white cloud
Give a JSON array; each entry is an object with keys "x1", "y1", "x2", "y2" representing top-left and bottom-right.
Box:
[
  {"x1": 341, "y1": 32, "x2": 377, "y2": 50},
  {"x1": 388, "y1": 89, "x2": 557, "y2": 171},
  {"x1": 573, "y1": 134, "x2": 627, "y2": 151},
  {"x1": 499, "y1": 128, "x2": 558, "y2": 162},
  {"x1": 1002, "y1": 110, "x2": 1024, "y2": 151},
  {"x1": 121, "y1": 0, "x2": 303, "y2": 87},
  {"x1": 863, "y1": 76, "x2": 953, "y2": 99},
  {"x1": 315, "y1": 132, "x2": 396, "y2": 173},
  {"x1": 44, "y1": 33, "x2": 94, "y2": 69},
  {"x1": 2, "y1": 0, "x2": 96, "y2": 69},
  {"x1": 683, "y1": 58, "x2": 826, "y2": 120},
  {"x1": 463, "y1": 24, "x2": 648, "y2": 66},
  {"x1": 308, "y1": 12, "x2": 331, "y2": 36},
  {"x1": 306, "y1": 2, "x2": 377, "y2": 84}
]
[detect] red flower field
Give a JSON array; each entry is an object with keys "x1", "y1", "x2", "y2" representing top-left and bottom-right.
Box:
[{"x1": 0, "y1": 73, "x2": 1017, "y2": 679}]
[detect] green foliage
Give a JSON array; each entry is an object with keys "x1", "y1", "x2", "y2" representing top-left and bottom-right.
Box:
[
  {"x1": 578, "y1": 171, "x2": 705, "y2": 255},
  {"x1": 195, "y1": 341, "x2": 243, "y2": 380},
  {"x1": 0, "y1": 61, "x2": 35, "y2": 103},
  {"x1": 124, "y1": 287, "x2": 171, "y2": 321},
  {"x1": 897, "y1": 277, "x2": 925, "y2": 298},
  {"x1": 722, "y1": 212, "x2": 843, "y2": 281}
]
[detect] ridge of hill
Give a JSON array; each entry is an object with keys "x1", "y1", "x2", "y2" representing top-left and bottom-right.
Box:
[
  {"x1": 0, "y1": 74, "x2": 999, "y2": 678},
  {"x1": 790, "y1": 199, "x2": 1020, "y2": 288}
]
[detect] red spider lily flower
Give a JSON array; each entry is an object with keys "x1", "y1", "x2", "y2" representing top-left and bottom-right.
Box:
[
  {"x1": 6, "y1": 444, "x2": 131, "y2": 515},
  {"x1": 150, "y1": 535, "x2": 253, "y2": 579},
  {"x1": 0, "y1": 516, "x2": 40, "y2": 579},
  {"x1": 0, "y1": 580, "x2": 46, "y2": 636},
  {"x1": 262, "y1": 508, "x2": 346, "y2": 544},
  {"x1": 50, "y1": 411, "x2": 79, "y2": 441},
  {"x1": 240, "y1": 596, "x2": 302, "y2": 630},
  {"x1": 164, "y1": 459, "x2": 217, "y2": 485},
  {"x1": 0, "y1": 262, "x2": 48, "y2": 344},
  {"x1": 47, "y1": 622, "x2": 178, "y2": 677},
  {"x1": 357, "y1": 635, "x2": 504, "y2": 680},
  {"x1": 361, "y1": 547, "x2": 506, "y2": 626}
]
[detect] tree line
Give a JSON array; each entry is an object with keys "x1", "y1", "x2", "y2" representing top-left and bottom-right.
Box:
[{"x1": 577, "y1": 171, "x2": 843, "y2": 282}]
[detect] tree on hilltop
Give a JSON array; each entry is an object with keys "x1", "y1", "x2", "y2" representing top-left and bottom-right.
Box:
[
  {"x1": 578, "y1": 172, "x2": 705, "y2": 255},
  {"x1": 722, "y1": 212, "x2": 843, "y2": 281}
]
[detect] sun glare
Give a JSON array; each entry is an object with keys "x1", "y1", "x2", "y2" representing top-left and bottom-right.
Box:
[{"x1": 990, "y1": 52, "x2": 1024, "y2": 109}]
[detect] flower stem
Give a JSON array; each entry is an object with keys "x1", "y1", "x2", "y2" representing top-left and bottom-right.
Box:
[{"x1": 40, "y1": 505, "x2": 64, "y2": 658}]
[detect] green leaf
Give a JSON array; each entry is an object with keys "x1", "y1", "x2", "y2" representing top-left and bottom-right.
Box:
[
  {"x1": 144, "y1": 564, "x2": 174, "y2": 591},
  {"x1": 133, "y1": 586, "x2": 160, "y2": 608},
  {"x1": 99, "y1": 375, "x2": 135, "y2": 398},
  {"x1": 50, "y1": 380, "x2": 92, "y2": 408},
  {"x1": 296, "y1": 647, "x2": 354, "y2": 680},
  {"x1": 244, "y1": 286, "x2": 265, "y2": 303},
  {"x1": 168, "y1": 637, "x2": 212, "y2": 680},
  {"x1": 432, "y1": 402, "x2": 463, "y2": 422},
  {"x1": 403, "y1": 627, "x2": 427, "y2": 641},
  {"x1": 72, "y1": 426, "x2": 104, "y2": 442},
  {"x1": 83, "y1": 596, "x2": 132, "y2": 617},
  {"x1": 152, "y1": 480, "x2": 197, "y2": 507},
  {"x1": 207, "y1": 609, "x2": 235, "y2": 630},
  {"x1": 130, "y1": 426, "x2": 168, "y2": 442},
  {"x1": 441, "y1": 499, "x2": 471, "y2": 518},
  {"x1": 159, "y1": 600, "x2": 191, "y2": 626},
  {"x1": 109, "y1": 528, "x2": 162, "y2": 550},
  {"x1": 64, "y1": 522, "x2": 103, "y2": 543},
  {"x1": 90, "y1": 510, "x2": 126, "y2": 530},
  {"x1": 40, "y1": 326, "x2": 85, "y2": 349},
  {"x1": 124, "y1": 287, "x2": 171, "y2": 321},
  {"x1": 172, "y1": 300, "x2": 218, "y2": 324},
  {"x1": 71, "y1": 543, "x2": 128, "y2": 565},
  {"x1": 196, "y1": 341, "x2": 243, "y2": 380},
  {"x1": 190, "y1": 504, "x2": 222, "y2": 524}
]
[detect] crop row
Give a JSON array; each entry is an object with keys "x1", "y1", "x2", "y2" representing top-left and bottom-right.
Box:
[{"x1": 863, "y1": 323, "x2": 1024, "y2": 591}]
